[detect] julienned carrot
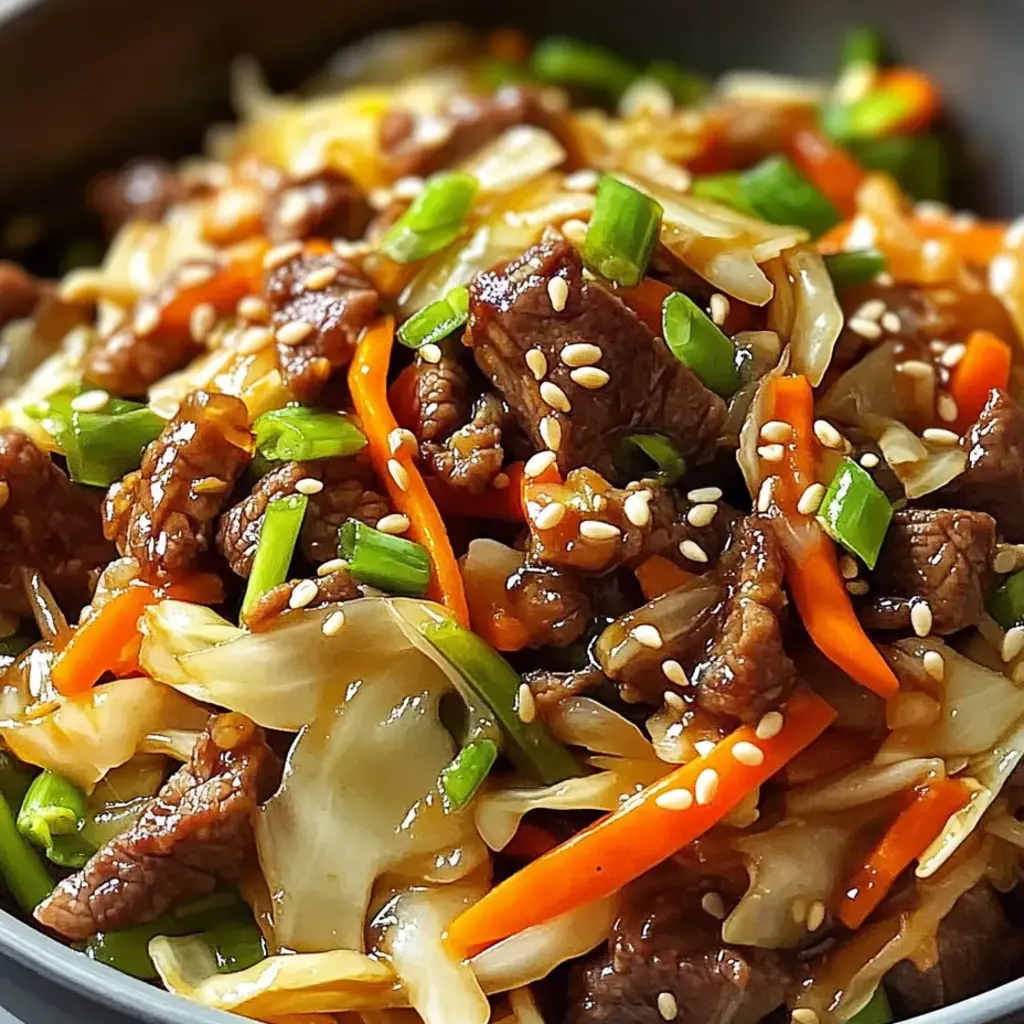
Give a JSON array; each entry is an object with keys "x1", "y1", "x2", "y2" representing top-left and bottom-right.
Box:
[
  {"x1": 444, "y1": 690, "x2": 836, "y2": 959},
  {"x1": 817, "y1": 215, "x2": 1006, "y2": 266},
  {"x1": 838, "y1": 777, "x2": 972, "y2": 929},
  {"x1": 948, "y1": 329, "x2": 1012, "y2": 433},
  {"x1": 875, "y1": 67, "x2": 941, "y2": 136},
  {"x1": 635, "y1": 555, "x2": 697, "y2": 601},
  {"x1": 787, "y1": 128, "x2": 865, "y2": 217},
  {"x1": 616, "y1": 278, "x2": 673, "y2": 334},
  {"x1": 768, "y1": 375, "x2": 899, "y2": 699},
  {"x1": 503, "y1": 822, "x2": 560, "y2": 860},
  {"x1": 428, "y1": 462, "x2": 527, "y2": 522},
  {"x1": 349, "y1": 317, "x2": 470, "y2": 625}
]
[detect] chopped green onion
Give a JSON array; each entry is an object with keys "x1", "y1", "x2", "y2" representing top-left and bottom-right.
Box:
[
  {"x1": 824, "y1": 249, "x2": 888, "y2": 288},
  {"x1": 691, "y1": 173, "x2": 759, "y2": 217},
  {"x1": 338, "y1": 519, "x2": 430, "y2": 597},
  {"x1": 848, "y1": 134, "x2": 948, "y2": 201},
  {"x1": 583, "y1": 175, "x2": 663, "y2": 287},
  {"x1": 848, "y1": 986, "x2": 893, "y2": 1024},
  {"x1": 741, "y1": 156, "x2": 841, "y2": 238},
  {"x1": 420, "y1": 617, "x2": 581, "y2": 785},
  {"x1": 397, "y1": 286, "x2": 470, "y2": 349},
  {"x1": 253, "y1": 406, "x2": 367, "y2": 464},
  {"x1": 615, "y1": 433, "x2": 687, "y2": 485},
  {"x1": 0, "y1": 790, "x2": 53, "y2": 913},
  {"x1": 478, "y1": 58, "x2": 533, "y2": 90},
  {"x1": 823, "y1": 89, "x2": 914, "y2": 143},
  {"x1": 380, "y1": 171, "x2": 479, "y2": 263},
  {"x1": 817, "y1": 458, "x2": 893, "y2": 569},
  {"x1": 662, "y1": 291, "x2": 740, "y2": 397},
  {"x1": 206, "y1": 918, "x2": 268, "y2": 974},
  {"x1": 17, "y1": 769, "x2": 86, "y2": 851},
  {"x1": 989, "y1": 570, "x2": 1024, "y2": 629},
  {"x1": 241, "y1": 494, "x2": 308, "y2": 617},
  {"x1": 440, "y1": 738, "x2": 498, "y2": 810},
  {"x1": 46, "y1": 832, "x2": 95, "y2": 869},
  {"x1": 530, "y1": 36, "x2": 638, "y2": 98},
  {"x1": 645, "y1": 60, "x2": 708, "y2": 106},
  {"x1": 0, "y1": 752, "x2": 34, "y2": 812},
  {"x1": 840, "y1": 26, "x2": 884, "y2": 71}
]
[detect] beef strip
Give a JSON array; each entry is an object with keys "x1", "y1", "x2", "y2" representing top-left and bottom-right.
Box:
[
  {"x1": 88, "y1": 159, "x2": 185, "y2": 234},
  {"x1": 466, "y1": 237, "x2": 726, "y2": 478},
  {"x1": 243, "y1": 567, "x2": 361, "y2": 630},
  {"x1": 424, "y1": 392, "x2": 505, "y2": 494},
  {"x1": 0, "y1": 262, "x2": 43, "y2": 330},
  {"x1": 265, "y1": 250, "x2": 379, "y2": 402},
  {"x1": 526, "y1": 665, "x2": 607, "y2": 709},
  {"x1": 85, "y1": 319, "x2": 203, "y2": 398},
  {"x1": 34, "y1": 714, "x2": 280, "y2": 941},
  {"x1": 404, "y1": 349, "x2": 473, "y2": 444},
  {"x1": 0, "y1": 428, "x2": 114, "y2": 617},
  {"x1": 103, "y1": 391, "x2": 252, "y2": 579},
  {"x1": 264, "y1": 174, "x2": 372, "y2": 243},
  {"x1": 505, "y1": 563, "x2": 592, "y2": 648},
  {"x1": 860, "y1": 508, "x2": 996, "y2": 635}
]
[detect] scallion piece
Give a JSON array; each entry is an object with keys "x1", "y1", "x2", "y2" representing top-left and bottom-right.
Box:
[
  {"x1": 17, "y1": 769, "x2": 86, "y2": 852},
  {"x1": 691, "y1": 173, "x2": 759, "y2": 217},
  {"x1": 0, "y1": 790, "x2": 53, "y2": 913},
  {"x1": 822, "y1": 89, "x2": 913, "y2": 143},
  {"x1": 817, "y1": 458, "x2": 893, "y2": 569},
  {"x1": 615, "y1": 433, "x2": 687, "y2": 485},
  {"x1": 207, "y1": 918, "x2": 268, "y2": 974},
  {"x1": 662, "y1": 291, "x2": 740, "y2": 397},
  {"x1": 583, "y1": 175, "x2": 663, "y2": 288},
  {"x1": 397, "y1": 286, "x2": 470, "y2": 349},
  {"x1": 824, "y1": 249, "x2": 888, "y2": 288},
  {"x1": 848, "y1": 986, "x2": 893, "y2": 1024},
  {"x1": 848, "y1": 134, "x2": 948, "y2": 201},
  {"x1": 988, "y1": 570, "x2": 1024, "y2": 629},
  {"x1": 440, "y1": 738, "x2": 499, "y2": 810},
  {"x1": 252, "y1": 406, "x2": 367, "y2": 464},
  {"x1": 645, "y1": 60, "x2": 708, "y2": 106},
  {"x1": 741, "y1": 156, "x2": 841, "y2": 238},
  {"x1": 380, "y1": 171, "x2": 479, "y2": 264},
  {"x1": 68, "y1": 405, "x2": 165, "y2": 487},
  {"x1": 241, "y1": 494, "x2": 308, "y2": 617},
  {"x1": 840, "y1": 26, "x2": 884, "y2": 70},
  {"x1": 338, "y1": 519, "x2": 430, "y2": 597},
  {"x1": 0, "y1": 752, "x2": 34, "y2": 811},
  {"x1": 530, "y1": 36, "x2": 638, "y2": 98}
]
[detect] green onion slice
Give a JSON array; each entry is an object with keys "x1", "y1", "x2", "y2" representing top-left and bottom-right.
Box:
[
  {"x1": 824, "y1": 249, "x2": 887, "y2": 289},
  {"x1": 253, "y1": 406, "x2": 366, "y2": 464},
  {"x1": 241, "y1": 494, "x2": 308, "y2": 618},
  {"x1": 440, "y1": 738, "x2": 499, "y2": 810},
  {"x1": 662, "y1": 291, "x2": 741, "y2": 397},
  {"x1": 583, "y1": 175, "x2": 663, "y2": 288},
  {"x1": 847, "y1": 986, "x2": 893, "y2": 1024},
  {"x1": 823, "y1": 89, "x2": 914, "y2": 143},
  {"x1": 17, "y1": 769, "x2": 87, "y2": 852},
  {"x1": 0, "y1": 790, "x2": 53, "y2": 913},
  {"x1": 381, "y1": 171, "x2": 479, "y2": 264},
  {"x1": 206, "y1": 918, "x2": 268, "y2": 974},
  {"x1": 338, "y1": 519, "x2": 430, "y2": 597},
  {"x1": 989, "y1": 570, "x2": 1024, "y2": 629},
  {"x1": 840, "y1": 26, "x2": 884, "y2": 71},
  {"x1": 848, "y1": 134, "x2": 948, "y2": 202},
  {"x1": 615, "y1": 433, "x2": 687, "y2": 485},
  {"x1": 397, "y1": 286, "x2": 470, "y2": 349},
  {"x1": 741, "y1": 156, "x2": 842, "y2": 238},
  {"x1": 817, "y1": 457, "x2": 893, "y2": 569},
  {"x1": 530, "y1": 36, "x2": 638, "y2": 98},
  {"x1": 691, "y1": 173, "x2": 759, "y2": 217}
]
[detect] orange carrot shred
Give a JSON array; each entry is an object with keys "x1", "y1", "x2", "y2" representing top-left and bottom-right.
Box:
[{"x1": 948, "y1": 329, "x2": 1012, "y2": 433}]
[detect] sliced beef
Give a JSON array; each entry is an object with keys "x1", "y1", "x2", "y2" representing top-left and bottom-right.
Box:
[
  {"x1": 505, "y1": 563, "x2": 592, "y2": 648},
  {"x1": 526, "y1": 665, "x2": 607, "y2": 709},
  {"x1": 424, "y1": 392, "x2": 505, "y2": 494},
  {"x1": 264, "y1": 175, "x2": 372, "y2": 243},
  {"x1": 466, "y1": 237, "x2": 726, "y2": 478},
  {"x1": 34, "y1": 714, "x2": 280, "y2": 941},
  {"x1": 265, "y1": 250, "x2": 379, "y2": 402},
  {"x1": 861, "y1": 508, "x2": 996, "y2": 635},
  {"x1": 0, "y1": 429, "x2": 114, "y2": 616},
  {"x1": 88, "y1": 159, "x2": 185, "y2": 234},
  {"x1": 0, "y1": 263, "x2": 43, "y2": 329},
  {"x1": 402, "y1": 350, "x2": 473, "y2": 444},
  {"x1": 85, "y1": 319, "x2": 203, "y2": 398},
  {"x1": 886, "y1": 882, "x2": 1024, "y2": 1018},
  {"x1": 243, "y1": 567, "x2": 361, "y2": 630},
  {"x1": 103, "y1": 391, "x2": 252, "y2": 579}
]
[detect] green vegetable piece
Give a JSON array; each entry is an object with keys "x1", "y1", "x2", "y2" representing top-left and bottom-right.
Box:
[
  {"x1": 207, "y1": 918, "x2": 267, "y2": 974},
  {"x1": 988, "y1": 570, "x2": 1024, "y2": 629},
  {"x1": 381, "y1": 171, "x2": 479, "y2": 263},
  {"x1": 848, "y1": 986, "x2": 893, "y2": 1024},
  {"x1": 823, "y1": 90, "x2": 914, "y2": 143},
  {"x1": 817, "y1": 458, "x2": 893, "y2": 570},
  {"x1": 530, "y1": 36, "x2": 638, "y2": 98},
  {"x1": 46, "y1": 832, "x2": 96, "y2": 869},
  {"x1": 397, "y1": 286, "x2": 470, "y2": 349},
  {"x1": 615, "y1": 433, "x2": 687, "y2": 486},
  {"x1": 583, "y1": 175, "x2": 663, "y2": 287},
  {"x1": 17, "y1": 770, "x2": 87, "y2": 850},
  {"x1": 840, "y1": 26, "x2": 884, "y2": 70},
  {"x1": 662, "y1": 291, "x2": 741, "y2": 397},
  {"x1": 645, "y1": 60, "x2": 709, "y2": 106},
  {"x1": 691, "y1": 173, "x2": 759, "y2": 217},
  {"x1": 440, "y1": 738, "x2": 499, "y2": 810},
  {"x1": 0, "y1": 752, "x2": 34, "y2": 812},
  {"x1": 338, "y1": 519, "x2": 431, "y2": 597},
  {"x1": 848, "y1": 133, "x2": 949, "y2": 201},
  {"x1": 741, "y1": 156, "x2": 842, "y2": 238},
  {"x1": 824, "y1": 249, "x2": 888, "y2": 289},
  {"x1": 241, "y1": 494, "x2": 308, "y2": 618},
  {"x1": 252, "y1": 406, "x2": 367, "y2": 464},
  {"x1": 0, "y1": 790, "x2": 53, "y2": 913},
  {"x1": 421, "y1": 617, "x2": 581, "y2": 786},
  {"x1": 477, "y1": 58, "x2": 534, "y2": 90}
]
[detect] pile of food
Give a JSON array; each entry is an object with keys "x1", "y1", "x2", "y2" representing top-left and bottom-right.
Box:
[{"x1": 2, "y1": 22, "x2": 1024, "y2": 1024}]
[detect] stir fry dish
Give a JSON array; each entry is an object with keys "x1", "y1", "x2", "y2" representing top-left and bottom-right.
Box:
[{"x1": 4, "y1": 22, "x2": 1024, "y2": 1024}]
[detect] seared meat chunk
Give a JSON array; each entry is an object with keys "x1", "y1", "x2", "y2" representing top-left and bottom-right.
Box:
[
  {"x1": 0, "y1": 262, "x2": 43, "y2": 329},
  {"x1": 0, "y1": 429, "x2": 114, "y2": 616},
  {"x1": 104, "y1": 391, "x2": 252, "y2": 579},
  {"x1": 85, "y1": 319, "x2": 202, "y2": 398},
  {"x1": 265, "y1": 250, "x2": 379, "y2": 401},
  {"x1": 402, "y1": 350, "x2": 472, "y2": 444},
  {"x1": 424, "y1": 392, "x2": 505, "y2": 494},
  {"x1": 526, "y1": 665, "x2": 607, "y2": 709},
  {"x1": 88, "y1": 159, "x2": 184, "y2": 234},
  {"x1": 861, "y1": 508, "x2": 996, "y2": 635},
  {"x1": 264, "y1": 175, "x2": 371, "y2": 243},
  {"x1": 35, "y1": 714, "x2": 280, "y2": 941},
  {"x1": 243, "y1": 568, "x2": 361, "y2": 630},
  {"x1": 466, "y1": 237, "x2": 726, "y2": 477},
  {"x1": 505, "y1": 563, "x2": 592, "y2": 648}
]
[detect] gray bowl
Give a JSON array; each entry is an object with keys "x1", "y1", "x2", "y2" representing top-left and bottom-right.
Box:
[{"x1": 1, "y1": 0, "x2": 1024, "y2": 1021}]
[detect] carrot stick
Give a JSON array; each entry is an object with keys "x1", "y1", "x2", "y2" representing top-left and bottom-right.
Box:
[
  {"x1": 948, "y1": 329, "x2": 1013, "y2": 433},
  {"x1": 427, "y1": 463, "x2": 527, "y2": 522},
  {"x1": 838, "y1": 777, "x2": 972, "y2": 929},
  {"x1": 615, "y1": 278, "x2": 673, "y2": 334},
  {"x1": 348, "y1": 317, "x2": 470, "y2": 625},
  {"x1": 444, "y1": 690, "x2": 836, "y2": 959},
  {"x1": 913, "y1": 219, "x2": 1007, "y2": 266},
  {"x1": 635, "y1": 555, "x2": 697, "y2": 601},
  {"x1": 787, "y1": 128, "x2": 866, "y2": 218},
  {"x1": 768, "y1": 376, "x2": 899, "y2": 699}
]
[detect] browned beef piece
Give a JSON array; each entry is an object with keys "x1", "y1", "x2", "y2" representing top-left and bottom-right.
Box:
[
  {"x1": 0, "y1": 429, "x2": 114, "y2": 616},
  {"x1": 405, "y1": 351, "x2": 473, "y2": 444},
  {"x1": 264, "y1": 175, "x2": 372, "y2": 243},
  {"x1": 217, "y1": 456, "x2": 389, "y2": 576},
  {"x1": 861, "y1": 508, "x2": 996, "y2": 635},
  {"x1": 424, "y1": 392, "x2": 505, "y2": 494},
  {"x1": 526, "y1": 665, "x2": 607, "y2": 709},
  {"x1": 243, "y1": 567, "x2": 361, "y2": 630},
  {"x1": 103, "y1": 391, "x2": 252, "y2": 579},
  {"x1": 569, "y1": 865, "x2": 794, "y2": 1024},
  {"x1": 34, "y1": 714, "x2": 280, "y2": 941},
  {"x1": 886, "y1": 882, "x2": 1024, "y2": 1018},
  {"x1": 265, "y1": 250, "x2": 379, "y2": 402},
  {"x1": 0, "y1": 262, "x2": 43, "y2": 329},
  {"x1": 466, "y1": 237, "x2": 726, "y2": 478},
  {"x1": 505, "y1": 563, "x2": 592, "y2": 648},
  {"x1": 88, "y1": 159, "x2": 185, "y2": 234}
]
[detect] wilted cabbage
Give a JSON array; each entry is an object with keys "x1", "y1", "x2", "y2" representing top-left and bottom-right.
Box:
[
  {"x1": 461, "y1": 126, "x2": 568, "y2": 194},
  {"x1": 786, "y1": 757, "x2": 944, "y2": 816}
]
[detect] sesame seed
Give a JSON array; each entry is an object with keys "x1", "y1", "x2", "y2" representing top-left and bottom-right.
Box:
[
  {"x1": 295, "y1": 477, "x2": 324, "y2": 496},
  {"x1": 525, "y1": 348, "x2": 548, "y2": 380},
  {"x1": 322, "y1": 609, "x2": 346, "y2": 636},
  {"x1": 687, "y1": 503, "x2": 718, "y2": 528},
  {"x1": 701, "y1": 892, "x2": 726, "y2": 919},
  {"x1": 560, "y1": 342, "x2": 603, "y2": 367},
  {"x1": 238, "y1": 325, "x2": 273, "y2": 354},
  {"x1": 133, "y1": 302, "x2": 161, "y2": 337},
  {"x1": 70, "y1": 389, "x2": 109, "y2": 413},
  {"x1": 525, "y1": 451, "x2": 558, "y2": 478},
  {"x1": 580, "y1": 520, "x2": 621, "y2": 541},
  {"x1": 880, "y1": 311, "x2": 902, "y2": 333},
  {"x1": 900, "y1": 359, "x2": 934, "y2": 380},
  {"x1": 679, "y1": 539, "x2": 708, "y2": 564},
  {"x1": 756, "y1": 477, "x2": 774, "y2": 513},
  {"x1": 709, "y1": 293, "x2": 731, "y2": 326},
  {"x1": 923, "y1": 649, "x2": 945, "y2": 680},
  {"x1": 937, "y1": 392, "x2": 959, "y2": 423},
  {"x1": 534, "y1": 502, "x2": 568, "y2": 530},
  {"x1": 662, "y1": 660, "x2": 690, "y2": 686},
  {"x1": 277, "y1": 320, "x2": 314, "y2": 347},
  {"x1": 755, "y1": 711, "x2": 784, "y2": 740},
  {"x1": 806, "y1": 901, "x2": 826, "y2": 932},
  {"x1": 664, "y1": 690, "x2": 686, "y2": 711},
  {"x1": 758, "y1": 443, "x2": 785, "y2": 462},
  {"x1": 911, "y1": 600, "x2": 933, "y2": 637},
  {"x1": 419, "y1": 343, "x2": 443, "y2": 364},
  {"x1": 732, "y1": 741, "x2": 764, "y2": 767},
  {"x1": 695, "y1": 768, "x2": 720, "y2": 806},
  {"x1": 624, "y1": 491, "x2": 653, "y2": 528},
  {"x1": 656, "y1": 992, "x2": 679, "y2": 1022},
  {"x1": 940, "y1": 342, "x2": 966, "y2": 368},
  {"x1": 263, "y1": 241, "x2": 303, "y2": 269},
  {"x1": 813, "y1": 420, "x2": 845, "y2": 450},
  {"x1": 688, "y1": 486, "x2": 723, "y2": 503},
  {"x1": 994, "y1": 545, "x2": 1023, "y2": 574},
  {"x1": 540, "y1": 381, "x2": 572, "y2": 413},
  {"x1": 848, "y1": 317, "x2": 883, "y2": 340},
  {"x1": 791, "y1": 899, "x2": 807, "y2": 925},
  {"x1": 876, "y1": 271, "x2": 894, "y2": 286},
  {"x1": 564, "y1": 169, "x2": 600, "y2": 191},
  {"x1": 238, "y1": 295, "x2": 269, "y2": 322},
  {"x1": 760, "y1": 420, "x2": 793, "y2": 443},
  {"x1": 797, "y1": 483, "x2": 826, "y2": 516},
  {"x1": 517, "y1": 682, "x2": 537, "y2": 724},
  {"x1": 1003, "y1": 626, "x2": 1024, "y2": 662},
  {"x1": 547, "y1": 276, "x2": 569, "y2": 312},
  {"x1": 317, "y1": 558, "x2": 348, "y2": 577},
  {"x1": 178, "y1": 263, "x2": 216, "y2": 289},
  {"x1": 388, "y1": 428, "x2": 417, "y2": 456},
  {"x1": 860, "y1": 452, "x2": 880, "y2": 469},
  {"x1": 855, "y1": 299, "x2": 886, "y2": 321},
  {"x1": 189, "y1": 302, "x2": 217, "y2": 343},
  {"x1": 387, "y1": 459, "x2": 410, "y2": 491},
  {"x1": 540, "y1": 416, "x2": 563, "y2": 452},
  {"x1": 492, "y1": 473, "x2": 510, "y2": 490},
  {"x1": 393, "y1": 176, "x2": 425, "y2": 199},
  {"x1": 630, "y1": 623, "x2": 664, "y2": 649},
  {"x1": 655, "y1": 788, "x2": 693, "y2": 811},
  {"x1": 839, "y1": 555, "x2": 859, "y2": 580},
  {"x1": 694, "y1": 740, "x2": 717, "y2": 757},
  {"x1": 846, "y1": 580, "x2": 870, "y2": 595},
  {"x1": 923, "y1": 427, "x2": 959, "y2": 446},
  {"x1": 278, "y1": 191, "x2": 313, "y2": 228},
  {"x1": 289, "y1": 579, "x2": 320, "y2": 609},
  {"x1": 377, "y1": 513, "x2": 411, "y2": 535},
  {"x1": 791, "y1": 1009, "x2": 819, "y2": 1024},
  {"x1": 561, "y1": 218, "x2": 589, "y2": 248},
  {"x1": 303, "y1": 265, "x2": 339, "y2": 291},
  {"x1": 192, "y1": 476, "x2": 228, "y2": 495},
  {"x1": 570, "y1": 366, "x2": 610, "y2": 389}
]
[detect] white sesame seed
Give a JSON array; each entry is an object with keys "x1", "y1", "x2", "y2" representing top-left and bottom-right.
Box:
[
  {"x1": 321, "y1": 609, "x2": 346, "y2": 636},
  {"x1": 758, "y1": 443, "x2": 785, "y2": 462},
  {"x1": 295, "y1": 477, "x2": 324, "y2": 496},
  {"x1": 791, "y1": 900, "x2": 807, "y2": 925},
  {"x1": 289, "y1": 579, "x2": 320, "y2": 609},
  {"x1": 848, "y1": 317, "x2": 883, "y2": 340},
  {"x1": 855, "y1": 299, "x2": 886, "y2": 321},
  {"x1": 492, "y1": 472, "x2": 510, "y2": 490},
  {"x1": 679, "y1": 539, "x2": 709, "y2": 564},
  {"x1": 687, "y1": 486, "x2": 723, "y2": 503},
  {"x1": 534, "y1": 502, "x2": 567, "y2": 530},
  {"x1": 525, "y1": 348, "x2": 548, "y2": 380},
  {"x1": 630, "y1": 623, "x2": 664, "y2": 649},
  {"x1": 278, "y1": 190, "x2": 313, "y2": 228},
  {"x1": 191, "y1": 477, "x2": 226, "y2": 497},
  {"x1": 756, "y1": 477, "x2": 774, "y2": 513},
  {"x1": 880, "y1": 311, "x2": 902, "y2": 334},
  {"x1": 732, "y1": 741, "x2": 764, "y2": 767},
  {"x1": 177, "y1": 262, "x2": 217, "y2": 290},
  {"x1": 994, "y1": 545, "x2": 1024, "y2": 574},
  {"x1": 70, "y1": 389, "x2": 109, "y2": 413},
  {"x1": 900, "y1": 359, "x2": 934, "y2": 380},
  {"x1": 797, "y1": 483, "x2": 826, "y2": 516},
  {"x1": 923, "y1": 649, "x2": 945, "y2": 681},
  {"x1": 387, "y1": 459, "x2": 410, "y2": 492},
  {"x1": 694, "y1": 740, "x2": 717, "y2": 757},
  {"x1": 540, "y1": 416, "x2": 563, "y2": 452},
  {"x1": 664, "y1": 690, "x2": 686, "y2": 711},
  {"x1": 791, "y1": 1009, "x2": 819, "y2": 1024},
  {"x1": 276, "y1": 320, "x2": 314, "y2": 347},
  {"x1": 419, "y1": 343, "x2": 443, "y2": 364},
  {"x1": 561, "y1": 218, "x2": 589, "y2": 248},
  {"x1": 570, "y1": 366, "x2": 610, "y2": 389},
  {"x1": 695, "y1": 768, "x2": 720, "y2": 806},
  {"x1": 709, "y1": 293, "x2": 731, "y2": 326},
  {"x1": 1003, "y1": 626, "x2": 1024, "y2": 663},
  {"x1": 540, "y1": 381, "x2": 572, "y2": 413},
  {"x1": 517, "y1": 682, "x2": 537, "y2": 724},
  {"x1": 580, "y1": 520, "x2": 621, "y2": 541},
  {"x1": 263, "y1": 241, "x2": 303, "y2": 270},
  {"x1": 388, "y1": 427, "x2": 417, "y2": 456},
  {"x1": 940, "y1": 342, "x2": 966, "y2": 368},
  {"x1": 547, "y1": 276, "x2": 569, "y2": 312},
  {"x1": 662, "y1": 659, "x2": 690, "y2": 686},
  {"x1": 564, "y1": 169, "x2": 600, "y2": 191},
  {"x1": 760, "y1": 420, "x2": 793, "y2": 444},
  {"x1": 937, "y1": 392, "x2": 959, "y2": 423},
  {"x1": 687, "y1": 503, "x2": 718, "y2": 528},
  {"x1": 238, "y1": 295, "x2": 269, "y2": 322},
  {"x1": 846, "y1": 580, "x2": 870, "y2": 596},
  {"x1": 523, "y1": 452, "x2": 557, "y2": 480},
  {"x1": 701, "y1": 891, "x2": 726, "y2": 919},
  {"x1": 839, "y1": 555, "x2": 859, "y2": 580},
  {"x1": 755, "y1": 711, "x2": 784, "y2": 741},
  {"x1": 189, "y1": 302, "x2": 217, "y2": 343},
  {"x1": 238, "y1": 325, "x2": 274, "y2": 354},
  {"x1": 133, "y1": 302, "x2": 161, "y2": 337},
  {"x1": 377, "y1": 513, "x2": 411, "y2": 535},
  {"x1": 560, "y1": 343, "x2": 603, "y2": 367},
  {"x1": 806, "y1": 900, "x2": 826, "y2": 932},
  {"x1": 911, "y1": 600, "x2": 933, "y2": 637},
  {"x1": 923, "y1": 427, "x2": 959, "y2": 446},
  {"x1": 655, "y1": 788, "x2": 693, "y2": 812},
  {"x1": 624, "y1": 491, "x2": 653, "y2": 528},
  {"x1": 813, "y1": 420, "x2": 845, "y2": 450},
  {"x1": 876, "y1": 271, "x2": 894, "y2": 286},
  {"x1": 317, "y1": 558, "x2": 349, "y2": 577},
  {"x1": 303, "y1": 265, "x2": 339, "y2": 291},
  {"x1": 860, "y1": 452, "x2": 880, "y2": 469},
  {"x1": 657, "y1": 991, "x2": 679, "y2": 1022}
]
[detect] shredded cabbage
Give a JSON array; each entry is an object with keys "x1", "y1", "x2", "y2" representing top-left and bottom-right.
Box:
[
  {"x1": 779, "y1": 245, "x2": 843, "y2": 387},
  {"x1": 786, "y1": 757, "x2": 944, "y2": 816}
]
